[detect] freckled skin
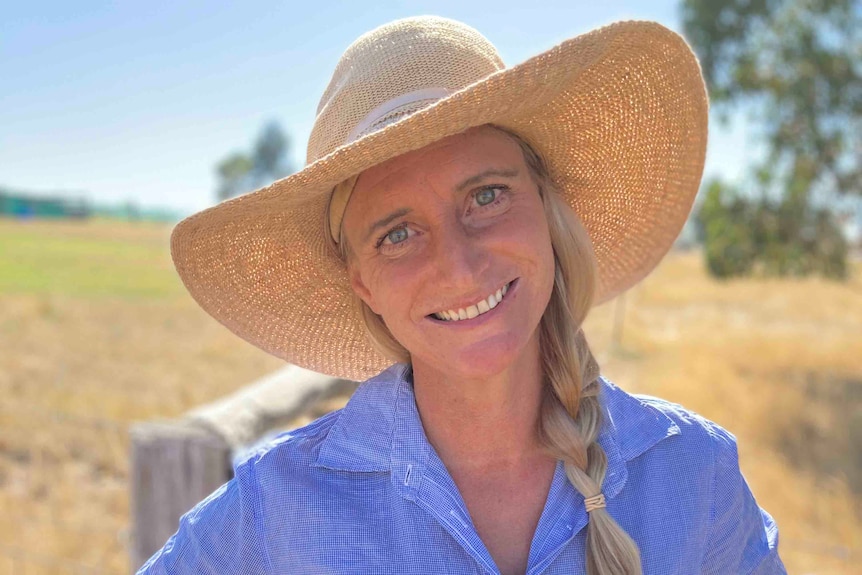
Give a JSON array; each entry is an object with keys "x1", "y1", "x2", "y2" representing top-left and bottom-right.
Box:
[{"x1": 342, "y1": 125, "x2": 556, "y2": 381}]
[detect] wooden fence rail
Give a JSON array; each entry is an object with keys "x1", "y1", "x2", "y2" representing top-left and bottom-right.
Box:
[{"x1": 128, "y1": 364, "x2": 356, "y2": 571}]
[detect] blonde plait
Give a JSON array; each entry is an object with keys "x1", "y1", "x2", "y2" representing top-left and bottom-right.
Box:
[{"x1": 524, "y1": 132, "x2": 642, "y2": 575}]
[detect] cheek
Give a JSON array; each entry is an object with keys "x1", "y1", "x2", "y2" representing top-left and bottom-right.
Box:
[
  {"x1": 360, "y1": 262, "x2": 419, "y2": 319},
  {"x1": 530, "y1": 233, "x2": 556, "y2": 306},
  {"x1": 496, "y1": 205, "x2": 554, "y2": 269},
  {"x1": 505, "y1": 208, "x2": 556, "y2": 308}
]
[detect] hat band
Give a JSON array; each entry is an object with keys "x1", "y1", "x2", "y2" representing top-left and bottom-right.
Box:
[
  {"x1": 346, "y1": 87, "x2": 453, "y2": 142},
  {"x1": 331, "y1": 87, "x2": 452, "y2": 244}
]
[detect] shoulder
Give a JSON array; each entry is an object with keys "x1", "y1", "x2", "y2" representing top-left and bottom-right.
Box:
[
  {"x1": 632, "y1": 392, "x2": 747, "y2": 494},
  {"x1": 224, "y1": 407, "x2": 357, "y2": 536},
  {"x1": 633, "y1": 394, "x2": 743, "y2": 498},
  {"x1": 135, "y1": 410, "x2": 350, "y2": 574},
  {"x1": 234, "y1": 364, "x2": 403, "y2": 477},
  {"x1": 233, "y1": 406, "x2": 345, "y2": 482},
  {"x1": 635, "y1": 391, "x2": 739, "y2": 445},
  {"x1": 604, "y1": 383, "x2": 785, "y2": 573},
  {"x1": 231, "y1": 367, "x2": 401, "y2": 500},
  {"x1": 599, "y1": 376, "x2": 739, "y2": 468},
  {"x1": 629, "y1": 391, "x2": 761, "y2": 493}
]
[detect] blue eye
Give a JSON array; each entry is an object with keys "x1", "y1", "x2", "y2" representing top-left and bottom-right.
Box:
[
  {"x1": 475, "y1": 187, "x2": 497, "y2": 206},
  {"x1": 386, "y1": 227, "x2": 409, "y2": 244},
  {"x1": 375, "y1": 224, "x2": 414, "y2": 251}
]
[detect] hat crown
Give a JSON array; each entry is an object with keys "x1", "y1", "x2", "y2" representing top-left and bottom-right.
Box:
[{"x1": 306, "y1": 16, "x2": 505, "y2": 165}]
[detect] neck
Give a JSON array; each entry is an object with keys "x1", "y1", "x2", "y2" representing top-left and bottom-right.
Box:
[{"x1": 410, "y1": 330, "x2": 548, "y2": 472}]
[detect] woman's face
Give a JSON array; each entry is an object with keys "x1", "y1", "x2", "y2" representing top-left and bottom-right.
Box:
[{"x1": 342, "y1": 125, "x2": 556, "y2": 379}]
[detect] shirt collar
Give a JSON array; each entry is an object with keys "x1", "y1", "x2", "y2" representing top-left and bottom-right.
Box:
[
  {"x1": 315, "y1": 362, "x2": 680, "y2": 497},
  {"x1": 314, "y1": 363, "x2": 409, "y2": 472}
]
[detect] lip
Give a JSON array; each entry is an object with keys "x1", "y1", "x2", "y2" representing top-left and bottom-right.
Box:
[{"x1": 425, "y1": 277, "x2": 519, "y2": 328}]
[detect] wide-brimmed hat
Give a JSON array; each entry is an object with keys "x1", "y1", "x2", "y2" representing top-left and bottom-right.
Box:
[{"x1": 170, "y1": 16, "x2": 708, "y2": 381}]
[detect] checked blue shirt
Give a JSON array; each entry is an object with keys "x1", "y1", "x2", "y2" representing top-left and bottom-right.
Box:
[{"x1": 138, "y1": 363, "x2": 786, "y2": 574}]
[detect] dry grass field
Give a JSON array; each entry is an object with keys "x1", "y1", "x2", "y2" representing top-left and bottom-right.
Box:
[{"x1": 0, "y1": 217, "x2": 859, "y2": 574}]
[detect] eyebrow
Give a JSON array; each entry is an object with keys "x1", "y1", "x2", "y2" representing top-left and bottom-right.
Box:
[
  {"x1": 455, "y1": 168, "x2": 520, "y2": 192},
  {"x1": 364, "y1": 207, "x2": 412, "y2": 243},
  {"x1": 362, "y1": 168, "x2": 520, "y2": 244}
]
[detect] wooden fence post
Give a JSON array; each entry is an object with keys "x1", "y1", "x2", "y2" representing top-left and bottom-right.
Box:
[
  {"x1": 128, "y1": 364, "x2": 356, "y2": 572},
  {"x1": 129, "y1": 420, "x2": 231, "y2": 570}
]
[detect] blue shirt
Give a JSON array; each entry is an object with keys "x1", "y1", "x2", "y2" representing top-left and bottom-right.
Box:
[{"x1": 137, "y1": 363, "x2": 786, "y2": 574}]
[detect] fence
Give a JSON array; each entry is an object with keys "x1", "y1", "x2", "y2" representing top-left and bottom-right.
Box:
[{"x1": 128, "y1": 364, "x2": 356, "y2": 571}]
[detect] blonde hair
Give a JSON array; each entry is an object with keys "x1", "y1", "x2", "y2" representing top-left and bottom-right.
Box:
[{"x1": 330, "y1": 126, "x2": 642, "y2": 575}]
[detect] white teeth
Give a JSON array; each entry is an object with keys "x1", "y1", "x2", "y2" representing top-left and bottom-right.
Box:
[{"x1": 433, "y1": 281, "x2": 512, "y2": 322}]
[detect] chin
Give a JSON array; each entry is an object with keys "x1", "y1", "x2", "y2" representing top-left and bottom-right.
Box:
[{"x1": 414, "y1": 331, "x2": 532, "y2": 380}]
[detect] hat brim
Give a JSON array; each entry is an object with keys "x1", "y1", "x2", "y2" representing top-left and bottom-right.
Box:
[{"x1": 170, "y1": 20, "x2": 708, "y2": 381}]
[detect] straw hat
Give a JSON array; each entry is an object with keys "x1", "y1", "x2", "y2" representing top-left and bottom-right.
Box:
[{"x1": 170, "y1": 16, "x2": 708, "y2": 381}]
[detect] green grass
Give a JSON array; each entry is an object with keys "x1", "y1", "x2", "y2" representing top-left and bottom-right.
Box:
[{"x1": 0, "y1": 219, "x2": 185, "y2": 299}]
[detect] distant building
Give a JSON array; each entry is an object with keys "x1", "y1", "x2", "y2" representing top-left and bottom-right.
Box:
[
  {"x1": 0, "y1": 188, "x2": 182, "y2": 223},
  {"x1": 0, "y1": 189, "x2": 90, "y2": 219}
]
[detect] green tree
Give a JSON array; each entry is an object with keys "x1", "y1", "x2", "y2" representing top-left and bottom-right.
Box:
[
  {"x1": 683, "y1": 0, "x2": 860, "y2": 278},
  {"x1": 696, "y1": 177, "x2": 848, "y2": 279},
  {"x1": 215, "y1": 152, "x2": 254, "y2": 202},
  {"x1": 697, "y1": 179, "x2": 758, "y2": 277},
  {"x1": 251, "y1": 121, "x2": 292, "y2": 187},
  {"x1": 215, "y1": 121, "x2": 294, "y2": 202}
]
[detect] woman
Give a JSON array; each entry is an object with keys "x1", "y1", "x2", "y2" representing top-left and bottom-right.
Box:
[{"x1": 143, "y1": 16, "x2": 786, "y2": 574}]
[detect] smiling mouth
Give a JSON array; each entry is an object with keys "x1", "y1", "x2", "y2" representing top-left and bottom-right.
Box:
[{"x1": 429, "y1": 279, "x2": 516, "y2": 322}]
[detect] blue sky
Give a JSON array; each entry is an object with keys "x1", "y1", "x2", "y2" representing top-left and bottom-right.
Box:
[{"x1": 1, "y1": 0, "x2": 754, "y2": 216}]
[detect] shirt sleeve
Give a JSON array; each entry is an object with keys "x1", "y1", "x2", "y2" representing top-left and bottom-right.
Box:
[
  {"x1": 135, "y1": 457, "x2": 270, "y2": 574},
  {"x1": 700, "y1": 424, "x2": 787, "y2": 575}
]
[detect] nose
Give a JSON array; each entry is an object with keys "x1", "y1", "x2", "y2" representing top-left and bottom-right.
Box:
[{"x1": 430, "y1": 217, "x2": 489, "y2": 290}]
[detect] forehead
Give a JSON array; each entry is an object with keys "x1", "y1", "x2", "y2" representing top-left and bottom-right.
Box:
[{"x1": 347, "y1": 126, "x2": 526, "y2": 213}]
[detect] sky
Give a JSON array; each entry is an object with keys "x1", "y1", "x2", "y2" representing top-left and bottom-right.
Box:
[{"x1": 1, "y1": 0, "x2": 755, "y2": 217}]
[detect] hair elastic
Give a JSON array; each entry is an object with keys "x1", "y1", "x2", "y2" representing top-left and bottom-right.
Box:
[{"x1": 584, "y1": 493, "x2": 606, "y2": 513}]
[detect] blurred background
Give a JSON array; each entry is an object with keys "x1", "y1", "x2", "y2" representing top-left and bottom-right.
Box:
[{"x1": 1, "y1": 1, "x2": 860, "y2": 573}]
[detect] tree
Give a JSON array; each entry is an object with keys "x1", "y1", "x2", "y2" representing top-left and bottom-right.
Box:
[
  {"x1": 215, "y1": 152, "x2": 254, "y2": 202},
  {"x1": 697, "y1": 179, "x2": 758, "y2": 278},
  {"x1": 696, "y1": 176, "x2": 848, "y2": 279},
  {"x1": 251, "y1": 121, "x2": 292, "y2": 187},
  {"x1": 682, "y1": 0, "x2": 861, "y2": 277},
  {"x1": 214, "y1": 121, "x2": 294, "y2": 202}
]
